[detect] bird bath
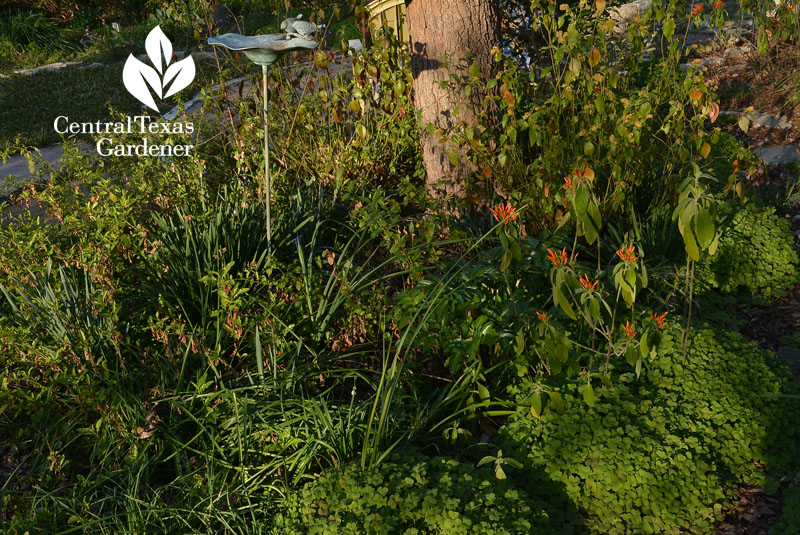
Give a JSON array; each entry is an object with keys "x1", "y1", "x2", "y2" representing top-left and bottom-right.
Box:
[{"x1": 208, "y1": 30, "x2": 319, "y2": 250}]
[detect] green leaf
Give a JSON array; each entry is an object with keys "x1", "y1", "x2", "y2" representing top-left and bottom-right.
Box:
[
  {"x1": 500, "y1": 249, "x2": 512, "y2": 273},
  {"x1": 514, "y1": 330, "x2": 525, "y2": 356},
  {"x1": 477, "y1": 383, "x2": 490, "y2": 401},
  {"x1": 498, "y1": 151, "x2": 508, "y2": 167},
  {"x1": 582, "y1": 383, "x2": 596, "y2": 407},
  {"x1": 530, "y1": 392, "x2": 542, "y2": 419},
  {"x1": 600, "y1": 374, "x2": 614, "y2": 389},
  {"x1": 469, "y1": 62, "x2": 480, "y2": 79},
  {"x1": 663, "y1": 16, "x2": 675, "y2": 40},
  {"x1": 583, "y1": 201, "x2": 602, "y2": 244},
  {"x1": 555, "y1": 286, "x2": 577, "y2": 320},
  {"x1": 708, "y1": 233, "x2": 720, "y2": 256},
  {"x1": 584, "y1": 140, "x2": 595, "y2": 156},
  {"x1": 510, "y1": 238, "x2": 522, "y2": 261},
  {"x1": 447, "y1": 150, "x2": 460, "y2": 167},
  {"x1": 574, "y1": 186, "x2": 590, "y2": 216},
  {"x1": 549, "y1": 353, "x2": 563, "y2": 374},
  {"x1": 255, "y1": 326, "x2": 264, "y2": 378},
  {"x1": 548, "y1": 391, "x2": 565, "y2": 414},
  {"x1": 639, "y1": 330, "x2": 650, "y2": 358},
  {"x1": 683, "y1": 226, "x2": 700, "y2": 261},
  {"x1": 695, "y1": 208, "x2": 715, "y2": 249},
  {"x1": 477, "y1": 455, "x2": 494, "y2": 467},
  {"x1": 495, "y1": 464, "x2": 507, "y2": 480},
  {"x1": 556, "y1": 340, "x2": 569, "y2": 362},
  {"x1": 738, "y1": 114, "x2": 750, "y2": 133},
  {"x1": 626, "y1": 344, "x2": 638, "y2": 366},
  {"x1": 589, "y1": 297, "x2": 600, "y2": 323}
]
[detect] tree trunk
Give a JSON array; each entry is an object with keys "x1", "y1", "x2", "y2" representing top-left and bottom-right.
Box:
[{"x1": 406, "y1": 0, "x2": 500, "y2": 204}]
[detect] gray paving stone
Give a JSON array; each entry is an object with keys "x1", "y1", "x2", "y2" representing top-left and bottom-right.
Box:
[
  {"x1": 0, "y1": 143, "x2": 92, "y2": 198},
  {"x1": 753, "y1": 145, "x2": 800, "y2": 165},
  {"x1": 719, "y1": 110, "x2": 793, "y2": 129}
]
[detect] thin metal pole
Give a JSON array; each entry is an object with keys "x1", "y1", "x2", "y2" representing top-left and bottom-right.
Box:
[{"x1": 263, "y1": 64, "x2": 271, "y2": 252}]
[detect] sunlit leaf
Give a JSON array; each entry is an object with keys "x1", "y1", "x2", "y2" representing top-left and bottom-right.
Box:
[
  {"x1": 447, "y1": 150, "x2": 460, "y2": 167},
  {"x1": 548, "y1": 391, "x2": 565, "y2": 414}
]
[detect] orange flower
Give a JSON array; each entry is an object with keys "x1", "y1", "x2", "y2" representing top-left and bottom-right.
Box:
[
  {"x1": 622, "y1": 320, "x2": 637, "y2": 338},
  {"x1": 714, "y1": 0, "x2": 723, "y2": 8},
  {"x1": 490, "y1": 202, "x2": 519, "y2": 226},
  {"x1": 563, "y1": 167, "x2": 593, "y2": 192},
  {"x1": 650, "y1": 311, "x2": 668, "y2": 329},
  {"x1": 546, "y1": 247, "x2": 569, "y2": 268},
  {"x1": 537, "y1": 311, "x2": 549, "y2": 324},
  {"x1": 579, "y1": 274, "x2": 599, "y2": 291},
  {"x1": 692, "y1": 4, "x2": 703, "y2": 15},
  {"x1": 616, "y1": 244, "x2": 637, "y2": 263}
]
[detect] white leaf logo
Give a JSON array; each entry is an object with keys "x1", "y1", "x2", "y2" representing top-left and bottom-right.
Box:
[{"x1": 123, "y1": 25, "x2": 196, "y2": 112}]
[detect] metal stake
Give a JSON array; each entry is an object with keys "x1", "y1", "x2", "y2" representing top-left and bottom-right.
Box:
[{"x1": 263, "y1": 64, "x2": 271, "y2": 252}]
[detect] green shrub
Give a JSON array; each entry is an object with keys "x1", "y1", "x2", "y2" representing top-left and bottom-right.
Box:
[
  {"x1": 274, "y1": 454, "x2": 552, "y2": 535},
  {"x1": 697, "y1": 203, "x2": 799, "y2": 299},
  {"x1": 498, "y1": 323, "x2": 800, "y2": 535},
  {"x1": 772, "y1": 485, "x2": 800, "y2": 535},
  {"x1": 0, "y1": 11, "x2": 69, "y2": 53}
]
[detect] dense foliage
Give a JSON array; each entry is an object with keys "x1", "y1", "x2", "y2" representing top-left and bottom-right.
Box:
[
  {"x1": 2, "y1": 0, "x2": 800, "y2": 534},
  {"x1": 498, "y1": 324, "x2": 800, "y2": 535},
  {"x1": 697, "y1": 203, "x2": 800, "y2": 299},
  {"x1": 275, "y1": 454, "x2": 551, "y2": 535}
]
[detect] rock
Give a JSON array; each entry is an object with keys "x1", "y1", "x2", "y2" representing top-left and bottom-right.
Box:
[
  {"x1": 718, "y1": 110, "x2": 793, "y2": 129},
  {"x1": 751, "y1": 111, "x2": 793, "y2": 129},
  {"x1": 0, "y1": 61, "x2": 82, "y2": 78},
  {"x1": 611, "y1": 0, "x2": 653, "y2": 32},
  {"x1": 680, "y1": 56, "x2": 725, "y2": 71},
  {"x1": 753, "y1": 145, "x2": 800, "y2": 165},
  {"x1": 723, "y1": 46, "x2": 750, "y2": 59}
]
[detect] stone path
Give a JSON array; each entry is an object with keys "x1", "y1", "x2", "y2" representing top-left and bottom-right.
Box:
[
  {"x1": 754, "y1": 145, "x2": 800, "y2": 165},
  {"x1": 0, "y1": 51, "x2": 213, "y2": 79},
  {"x1": 0, "y1": 143, "x2": 95, "y2": 199}
]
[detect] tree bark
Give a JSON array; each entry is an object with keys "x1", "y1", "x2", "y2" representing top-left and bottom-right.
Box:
[{"x1": 406, "y1": 0, "x2": 501, "y2": 204}]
